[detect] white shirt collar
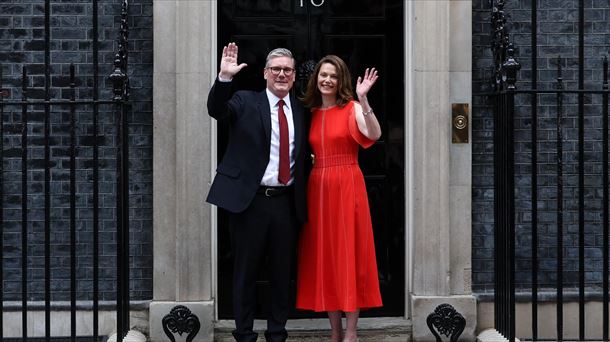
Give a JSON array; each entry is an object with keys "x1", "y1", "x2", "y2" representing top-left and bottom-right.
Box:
[{"x1": 265, "y1": 89, "x2": 291, "y2": 110}]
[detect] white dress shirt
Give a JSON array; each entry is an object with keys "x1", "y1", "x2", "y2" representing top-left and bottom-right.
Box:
[{"x1": 261, "y1": 89, "x2": 295, "y2": 186}]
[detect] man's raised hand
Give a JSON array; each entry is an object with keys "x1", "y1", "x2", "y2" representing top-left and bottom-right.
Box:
[{"x1": 219, "y1": 42, "x2": 248, "y2": 80}]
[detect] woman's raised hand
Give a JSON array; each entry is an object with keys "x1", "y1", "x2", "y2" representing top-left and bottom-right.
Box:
[{"x1": 356, "y1": 67, "x2": 378, "y2": 100}]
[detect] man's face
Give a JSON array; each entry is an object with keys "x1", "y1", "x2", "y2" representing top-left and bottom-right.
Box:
[{"x1": 264, "y1": 56, "x2": 296, "y2": 98}]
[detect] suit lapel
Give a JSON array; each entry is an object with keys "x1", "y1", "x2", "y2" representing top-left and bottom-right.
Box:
[
  {"x1": 258, "y1": 91, "x2": 272, "y2": 146},
  {"x1": 291, "y1": 94, "x2": 304, "y2": 159}
]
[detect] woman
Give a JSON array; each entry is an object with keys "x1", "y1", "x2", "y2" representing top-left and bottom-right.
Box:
[{"x1": 296, "y1": 55, "x2": 382, "y2": 342}]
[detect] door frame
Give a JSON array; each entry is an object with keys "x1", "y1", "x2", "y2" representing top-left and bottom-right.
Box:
[{"x1": 209, "y1": 0, "x2": 414, "y2": 320}]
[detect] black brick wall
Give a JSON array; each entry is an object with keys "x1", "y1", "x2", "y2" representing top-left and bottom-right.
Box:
[
  {"x1": 473, "y1": 0, "x2": 610, "y2": 293},
  {"x1": 0, "y1": 0, "x2": 152, "y2": 301}
]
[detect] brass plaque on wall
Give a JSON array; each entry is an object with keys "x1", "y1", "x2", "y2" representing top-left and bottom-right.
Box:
[{"x1": 452, "y1": 103, "x2": 469, "y2": 144}]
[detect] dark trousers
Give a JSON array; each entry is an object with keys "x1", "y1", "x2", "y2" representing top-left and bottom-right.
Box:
[{"x1": 229, "y1": 189, "x2": 298, "y2": 342}]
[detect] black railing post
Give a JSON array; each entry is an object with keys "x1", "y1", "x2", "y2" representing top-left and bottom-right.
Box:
[
  {"x1": 490, "y1": 1, "x2": 519, "y2": 340},
  {"x1": 109, "y1": 1, "x2": 130, "y2": 340},
  {"x1": 491, "y1": 1, "x2": 505, "y2": 336},
  {"x1": 577, "y1": 2, "x2": 586, "y2": 339},
  {"x1": 116, "y1": 92, "x2": 131, "y2": 342},
  {"x1": 603, "y1": 56, "x2": 609, "y2": 342},
  {"x1": 556, "y1": 56, "x2": 564, "y2": 342},
  {"x1": 530, "y1": 0, "x2": 539, "y2": 338},
  {"x1": 493, "y1": 90, "x2": 501, "y2": 334},
  {"x1": 92, "y1": 0, "x2": 101, "y2": 338},
  {"x1": 504, "y1": 43, "x2": 519, "y2": 342},
  {"x1": 20, "y1": 66, "x2": 28, "y2": 340},
  {"x1": 0, "y1": 63, "x2": 4, "y2": 338},
  {"x1": 44, "y1": 0, "x2": 52, "y2": 338},
  {"x1": 493, "y1": 91, "x2": 498, "y2": 331},
  {"x1": 69, "y1": 64, "x2": 77, "y2": 342}
]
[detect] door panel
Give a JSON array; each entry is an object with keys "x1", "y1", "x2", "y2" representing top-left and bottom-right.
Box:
[
  {"x1": 307, "y1": 0, "x2": 385, "y2": 17},
  {"x1": 233, "y1": 0, "x2": 294, "y2": 17},
  {"x1": 217, "y1": 0, "x2": 404, "y2": 318}
]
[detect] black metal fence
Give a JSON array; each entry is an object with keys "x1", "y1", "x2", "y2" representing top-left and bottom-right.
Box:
[
  {"x1": 489, "y1": 0, "x2": 610, "y2": 341},
  {"x1": 0, "y1": 0, "x2": 131, "y2": 340}
]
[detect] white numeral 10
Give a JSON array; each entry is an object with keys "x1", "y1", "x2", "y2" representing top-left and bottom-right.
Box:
[{"x1": 300, "y1": 0, "x2": 325, "y2": 7}]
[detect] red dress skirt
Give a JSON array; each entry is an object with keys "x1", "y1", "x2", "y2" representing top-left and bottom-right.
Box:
[{"x1": 296, "y1": 101, "x2": 382, "y2": 312}]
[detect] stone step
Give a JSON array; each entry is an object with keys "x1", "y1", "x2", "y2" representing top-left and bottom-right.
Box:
[{"x1": 214, "y1": 318, "x2": 412, "y2": 342}]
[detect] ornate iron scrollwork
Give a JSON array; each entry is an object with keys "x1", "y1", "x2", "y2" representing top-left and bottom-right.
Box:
[
  {"x1": 296, "y1": 59, "x2": 317, "y2": 97},
  {"x1": 426, "y1": 303, "x2": 466, "y2": 342},
  {"x1": 490, "y1": 0, "x2": 520, "y2": 91},
  {"x1": 109, "y1": 0, "x2": 130, "y2": 101},
  {"x1": 162, "y1": 305, "x2": 201, "y2": 342},
  {"x1": 298, "y1": 59, "x2": 317, "y2": 79},
  {"x1": 502, "y1": 43, "x2": 520, "y2": 90}
]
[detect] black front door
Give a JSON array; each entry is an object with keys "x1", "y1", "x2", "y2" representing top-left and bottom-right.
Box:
[{"x1": 216, "y1": 0, "x2": 405, "y2": 318}]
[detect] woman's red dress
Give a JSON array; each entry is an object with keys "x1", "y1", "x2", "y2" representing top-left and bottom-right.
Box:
[{"x1": 296, "y1": 101, "x2": 382, "y2": 312}]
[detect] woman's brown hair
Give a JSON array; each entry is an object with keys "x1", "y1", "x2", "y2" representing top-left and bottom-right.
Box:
[{"x1": 301, "y1": 55, "x2": 353, "y2": 108}]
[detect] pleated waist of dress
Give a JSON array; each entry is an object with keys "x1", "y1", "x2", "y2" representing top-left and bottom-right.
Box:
[{"x1": 312, "y1": 154, "x2": 358, "y2": 168}]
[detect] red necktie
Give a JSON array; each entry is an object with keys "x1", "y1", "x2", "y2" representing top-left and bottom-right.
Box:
[{"x1": 277, "y1": 99, "x2": 290, "y2": 185}]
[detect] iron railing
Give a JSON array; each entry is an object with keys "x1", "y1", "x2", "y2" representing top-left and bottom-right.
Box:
[
  {"x1": 0, "y1": 0, "x2": 131, "y2": 340},
  {"x1": 489, "y1": 0, "x2": 610, "y2": 341}
]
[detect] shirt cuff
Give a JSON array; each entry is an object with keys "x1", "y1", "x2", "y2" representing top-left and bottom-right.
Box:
[{"x1": 217, "y1": 74, "x2": 232, "y2": 82}]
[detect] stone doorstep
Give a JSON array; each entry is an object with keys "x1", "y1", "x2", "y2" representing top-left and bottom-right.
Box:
[{"x1": 214, "y1": 318, "x2": 412, "y2": 342}]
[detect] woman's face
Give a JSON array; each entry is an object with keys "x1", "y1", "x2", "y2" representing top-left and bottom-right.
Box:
[{"x1": 317, "y1": 63, "x2": 339, "y2": 98}]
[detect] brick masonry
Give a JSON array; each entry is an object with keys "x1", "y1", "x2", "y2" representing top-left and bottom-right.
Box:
[
  {"x1": 473, "y1": 0, "x2": 610, "y2": 294},
  {"x1": 0, "y1": 0, "x2": 152, "y2": 301}
]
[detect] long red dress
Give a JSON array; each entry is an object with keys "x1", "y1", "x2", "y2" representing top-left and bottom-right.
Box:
[{"x1": 296, "y1": 101, "x2": 382, "y2": 312}]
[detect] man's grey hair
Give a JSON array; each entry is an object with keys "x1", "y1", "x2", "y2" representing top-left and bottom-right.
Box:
[{"x1": 265, "y1": 48, "x2": 295, "y2": 67}]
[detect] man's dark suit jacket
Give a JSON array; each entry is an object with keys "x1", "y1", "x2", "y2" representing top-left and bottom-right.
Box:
[{"x1": 206, "y1": 79, "x2": 309, "y2": 224}]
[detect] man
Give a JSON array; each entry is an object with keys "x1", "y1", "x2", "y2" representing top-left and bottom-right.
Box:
[{"x1": 207, "y1": 43, "x2": 308, "y2": 342}]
